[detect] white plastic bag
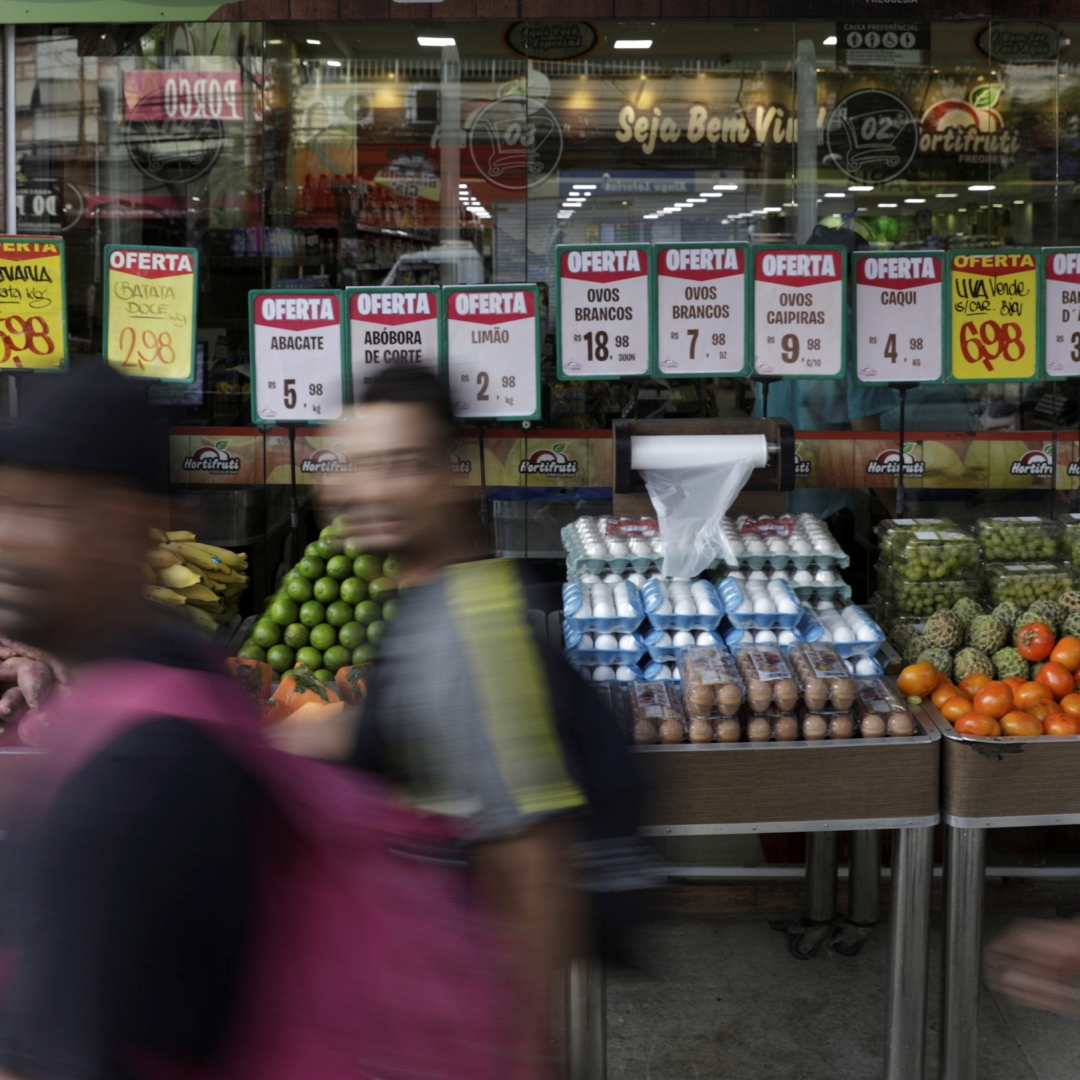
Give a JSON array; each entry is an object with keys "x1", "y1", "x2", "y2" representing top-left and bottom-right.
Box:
[{"x1": 642, "y1": 461, "x2": 756, "y2": 579}]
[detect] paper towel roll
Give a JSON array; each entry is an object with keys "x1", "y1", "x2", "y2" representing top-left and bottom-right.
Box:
[{"x1": 631, "y1": 434, "x2": 769, "y2": 471}]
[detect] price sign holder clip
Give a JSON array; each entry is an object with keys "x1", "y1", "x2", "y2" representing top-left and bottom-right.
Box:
[
  {"x1": 752, "y1": 375, "x2": 782, "y2": 418},
  {"x1": 889, "y1": 381, "x2": 919, "y2": 517}
]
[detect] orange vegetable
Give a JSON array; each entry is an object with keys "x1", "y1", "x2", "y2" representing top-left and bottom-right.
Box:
[
  {"x1": 1013, "y1": 681, "x2": 1053, "y2": 710},
  {"x1": 1045, "y1": 713, "x2": 1080, "y2": 737},
  {"x1": 1026, "y1": 700, "x2": 1057, "y2": 723},
  {"x1": 973, "y1": 681, "x2": 1014, "y2": 719},
  {"x1": 932, "y1": 683, "x2": 967, "y2": 709},
  {"x1": 226, "y1": 657, "x2": 273, "y2": 703},
  {"x1": 280, "y1": 700, "x2": 347, "y2": 725},
  {"x1": 267, "y1": 668, "x2": 341, "y2": 723},
  {"x1": 958, "y1": 673, "x2": 992, "y2": 698},
  {"x1": 1052, "y1": 636, "x2": 1080, "y2": 671},
  {"x1": 1036, "y1": 661, "x2": 1075, "y2": 701},
  {"x1": 335, "y1": 664, "x2": 373, "y2": 706},
  {"x1": 999, "y1": 711, "x2": 1043, "y2": 737},
  {"x1": 1059, "y1": 693, "x2": 1080, "y2": 717},
  {"x1": 897, "y1": 662, "x2": 938, "y2": 698},
  {"x1": 1003, "y1": 676, "x2": 1027, "y2": 693},
  {"x1": 955, "y1": 712, "x2": 999, "y2": 737},
  {"x1": 940, "y1": 696, "x2": 974, "y2": 722}
]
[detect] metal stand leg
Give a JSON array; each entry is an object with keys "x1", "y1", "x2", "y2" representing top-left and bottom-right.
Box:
[
  {"x1": 806, "y1": 830, "x2": 839, "y2": 923},
  {"x1": 940, "y1": 826, "x2": 986, "y2": 1080},
  {"x1": 836, "y1": 830, "x2": 882, "y2": 956},
  {"x1": 567, "y1": 957, "x2": 606, "y2": 1080},
  {"x1": 883, "y1": 825, "x2": 934, "y2": 1080}
]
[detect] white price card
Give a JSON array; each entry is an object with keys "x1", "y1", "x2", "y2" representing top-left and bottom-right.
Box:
[
  {"x1": 654, "y1": 243, "x2": 749, "y2": 376},
  {"x1": 854, "y1": 252, "x2": 944, "y2": 383},
  {"x1": 249, "y1": 290, "x2": 347, "y2": 425},
  {"x1": 444, "y1": 285, "x2": 540, "y2": 420},
  {"x1": 556, "y1": 244, "x2": 651, "y2": 378},
  {"x1": 347, "y1": 286, "x2": 441, "y2": 400},
  {"x1": 1042, "y1": 250, "x2": 1080, "y2": 379},
  {"x1": 752, "y1": 247, "x2": 846, "y2": 379}
]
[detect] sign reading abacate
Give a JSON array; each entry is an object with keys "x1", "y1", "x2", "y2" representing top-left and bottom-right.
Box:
[
  {"x1": 1041, "y1": 250, "x2": 1080, "y2": 379},
  {"x1": 654, "y1": 243, "x2": 748, "y2": 376},
  {"x1": 556, "y1": 245, "x2": 651, "y2": 378},
  {"x1": 854, "y1": 252, "x2": 944, "y2": 383},
  {"x1": 753, "y1": 247, "x2": 845, "y2": 379},
  {"x1": 444, "y1": 285, "x2": 540, "y2": 420},
  {"x1": 347, "y1": 287, "x2": 441, "y2": 400},
  {"x1": 0, "y1": 235, "x2": 67, "y2": 370},
  {"x1": 250, "y1": 291, "x2": 347, "y2": 424}
]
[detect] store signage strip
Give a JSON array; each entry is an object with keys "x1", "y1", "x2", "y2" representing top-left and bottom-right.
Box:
[
  {"x1": 556, "y1": 244, "x2": 653, "y2": 379},
  {"x1": 249, "y1": 290, "x2": 348, "y2": 425},
  {"x1": 0, "y1": 235, "x2": 67, "y2": 371},
  {"x1": 752, "y1": 246, "x2": 846, "y2": 380},
  {"x1": 946, "y1": 250, "x2": 1039, "y2": 383},
  {"x1": 103, "y1": 244, "x2": 197, "y2": 383},
  {"x1": 653, "y1": 243, "x2": 750, "y2": 377},
  {"x1": 346, "y1": 285, "x2": 442, "y2": 403},
  {"x1": 443, "y1": 284, "x2": 541, "y2": 421},
  {"x1": 854, "y1": 251, "x2": 945, "y2": 384}
]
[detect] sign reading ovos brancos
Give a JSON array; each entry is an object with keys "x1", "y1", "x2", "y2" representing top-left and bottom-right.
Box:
[
  {"x1": 556, "y1": 245, "x2": 651, "y2": 378},
  {"x1": 104, "y1": 245, "x2": 197, "y2": 381},
  {"x1": 249, "y1": 291, "x2": 347, "y2": 424},
  {"x1": 654, "y1": 244, "x2": 749, "y2": 376},
  {"x1": 1041, "y1": 250, "x2": 1080, "y2": 379},
  {"x1": 0, "y1": 235, "x2": 67, "y2": 370},
  {"x1": 854, "y1": 252, "x2": 944, "y2": 383},
  {"x1": 444, "y1": 285, "x2": 540, "y2": 420},
  {"x1": 753, "y1": 247, "x2": 846, "y2": 379},
  {"x1": 947, "y1": 251, "x2": 1039, "y2": 383},
  {"x1": 347, "y1": 287, "x2": 441, "y2": 399}
]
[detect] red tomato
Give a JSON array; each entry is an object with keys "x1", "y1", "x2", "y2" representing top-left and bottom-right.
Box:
[
  {"x1": 1052, "y1": 636, "x2": 1080, "y2": 671},
  {"x1": 940, "y1": 696, "x2": 973, "y2": 722},
  {"x1": 1059, "y1": 693, "x2": 1080, "y2": 717},
  {"x1": 973, "y1": 681, "x2": 1014, "y2": 719},
  {"x1": 1045, "y1": 713, "x2": 1080, "y2": 737},
  {"x1": 958, "y1": 673, "x2": 992, "y2": 697},
  {"x1": 955, "y1": 712, "x2": 998, "y2": 737},
  {"x1": 1016, "y1": 622, "x2": 1055, "y2": 662},
  {"x1": 1000, "y1": 711, "x2": 1044, "y2": 737},
  {"x1": 1027, "y1": 700, "x2": 1057, "y2": 722},
  {"x1": 1014, "y1": 681, "x2": 1054, "y2": 710},
  {"x1": 1036, "y1": 661, "x2": 1075, "y2": 701},
  {"x1": 1004, "y1": 676, "x2": 1027, "y2": 693}
]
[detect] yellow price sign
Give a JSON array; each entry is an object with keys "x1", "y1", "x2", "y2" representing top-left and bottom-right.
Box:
[
  {"x1": 104, "y1": 245, "x2": 198, "y2": 382},
  {"x1": 948, "y1": 250, "x2": 1039, "y2": 383},
  {"x1": 0, "y1": 235, "x2": 68, "y2": 370}
]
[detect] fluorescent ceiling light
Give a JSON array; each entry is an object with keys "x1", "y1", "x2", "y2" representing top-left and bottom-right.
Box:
[
  {"x1": 326, "y1": 60, "x2": 341, "y2": 67},
  {"x1": 572, "y1": 184, "x2": 596, "y2": 190},
  {"x1": 1014, "y1": 200, "x2": 1025, "y2": 204},
  {"x1": 936, "y1": 192, "x2": 958, "y2": 198},
  {"x1": 614, "y1": 39, "x2": 652, "y2": 49},
  {"x1": 904, "y1": 198, "x2": 926, "y2": 204},
  {"x1": 824, "y1": 192, "x2": 846, "y2": 198},
  {"x1": 701, "y1": 192, "x2": 724, "y2": 198},
  {"x1": 675, "y1": 202, "x2": 694, "y2": 208},
  {"x1": 643, "y1": 214, "x2": 659, "y2": 220},
  {"x1": 417, "y1": 36, "x2": 456, "y2": 47},
  {"x1": 669, "y1": 206, "x2": 683, "y2": 211},
  {"x1": 823, "y1": 35, "x2": 837, "y2": 45},
  {"x1": 992, "y1": 203, "x2": 1003, "y2": 208},
  {"x1": 783, "y1": 202, "x2": 797, "y2": 208},
  {"x1": 713, "y1": 184, "x2": 738, "y2": 191},
  {"x1": 306, "y1": 38, "x2": 321, "y2": 45},
  {"x1": 968, "y1": 184, "x2": 995, "y2": 191},
  {"x1": 266, "y1": 39, "x2": 282, "y2": 45},
  {"x1": 848, "y1": 185, "x2": 873, "y2": 192},
  {"x1": 878, "y1": 203, "x2": 898, "y2": 208},
  {"x1": 686, "y1": 197, "x2": 706, "y2": 203},
  {"x1": 958, "y1": 207, "x2": 967, "y2": 212},
  {"x1": 764, "y1": 206, "x2": 782, "y2": 212}
]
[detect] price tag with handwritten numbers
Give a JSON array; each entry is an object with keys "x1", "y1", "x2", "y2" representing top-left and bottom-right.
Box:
[
  {"x1": 443, "y1": 285, "x2": 540, "y2": 420},
  {"x1": 946, "y1": 250, "x2": 1039, "y2": 383},
  {"x1": 104, "y1": 245, "x2": 197, "y2": 382},
  {"x1": 1041, "y1": 249, "x2": 1080, "y2": 379},
  {"x1": 0, "y1": 236, "x2": 67, "y2": 370},
  {"x1": 249, "y1": 290, "x2": 347, "y2": 425}
]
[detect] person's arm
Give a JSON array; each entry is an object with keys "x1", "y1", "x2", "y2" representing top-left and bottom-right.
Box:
[{"x1": 987, "y1": 918, "x2": 1080, "y2": 1016}]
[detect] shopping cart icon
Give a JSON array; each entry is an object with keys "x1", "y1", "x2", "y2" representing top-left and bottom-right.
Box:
[
  {"x1": 824, "y1": 89, "x2": 918, "y2": 183},
  {"x1": 468, "y1": 97, "x2": 563, "y2": 190}
]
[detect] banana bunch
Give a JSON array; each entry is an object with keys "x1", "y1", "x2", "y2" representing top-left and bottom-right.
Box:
[{"x1": 143, "y1": 529, "x2": 249, "y2": 633}]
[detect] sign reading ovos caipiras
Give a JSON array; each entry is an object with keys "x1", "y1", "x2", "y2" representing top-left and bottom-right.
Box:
[{"x1": 347, "y1": 286, "x2": 441, "y2": 399}]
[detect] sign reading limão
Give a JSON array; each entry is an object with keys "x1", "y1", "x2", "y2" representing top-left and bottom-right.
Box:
[
  {"x1": 0, "y1": 236, "x2": 67, "y2": 370},
  {"x1": 104, "y1": 245, "x2": 197, "y2": 381},
  {"x1": 947, "y1": 250, "x2": 1039, "y2": 382}
]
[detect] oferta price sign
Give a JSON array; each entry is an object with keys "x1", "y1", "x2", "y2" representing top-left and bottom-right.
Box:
[
  {"x1": 1041, "y1": 249, "x2": 1080, "y2": 379},
  {"x1": 946, "y1": 250, "x2": 1039, "y2": 383},
  {"x1": 104, "y1": 245, "x2": 197, "y2": 382},
  {"x1": 0, "y1": 235, "x2": 67, "y2": 370},
  {"x1": 347, "y1": 286, "x2": 441, "y2": 400},
  {"x1": 854, "y1": 252, "x2": 944, "y2": 384}
]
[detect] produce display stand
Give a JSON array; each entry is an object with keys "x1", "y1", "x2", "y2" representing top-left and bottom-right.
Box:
[
  {"x1": 569, "y1": 703, "x2": 942, "y2": 1080},
  {"x1": 924, "y1": 702, "x2": 1080, "y2": 1080}
]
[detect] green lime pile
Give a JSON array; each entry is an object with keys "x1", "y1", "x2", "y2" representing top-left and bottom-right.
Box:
[
  {"x1": 984, "y1": 561, "x2": 1075, "y2": 607},
  {"x1": 888, "y1": 529, "x2": 979, "y2": 582},
  {"x1": 237, "y1": 520, "x2": 402, "y2": 675},
  {"x1": 976, "y1": 517, "x2": 1060, "y2": 561}
]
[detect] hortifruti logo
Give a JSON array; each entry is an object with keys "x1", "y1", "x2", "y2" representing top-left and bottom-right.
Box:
[
  {"x1": 866, "y1": 443, "x2": 925, "y2": 478},
  {"x1": 448, "y1": 442, "x2": 472, "y2": 477},
  {"x1": 301, "y1": 448, "x2": 354, "y2": 474},
  {"x1": 793, "y1": 442, "x2": 812, "y2": 479},
  {"x1": 1012, "y1": 443, "x2": 1054, "y2": 478},
  {"x1": 519, "y1": 442, "x2": 580, "y2": 478},
  {"x1": 183, "y1": 439, "x2": 241, "y2": 474},
  {"x1": 919, "y1": 84, "x2": 1019, "y2": 165}
]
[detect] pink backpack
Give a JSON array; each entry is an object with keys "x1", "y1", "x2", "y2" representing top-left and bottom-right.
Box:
[{"x1": 18, "y1": 660, "x2": 522, "y2": 1080}]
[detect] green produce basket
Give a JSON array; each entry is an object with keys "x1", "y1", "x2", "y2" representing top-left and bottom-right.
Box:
[
  {"x1": 976, "y1": 516, "x2": 1060, "y2": 562},
  {"x1": 982, "y1": 561, "x2": 1075, "y2": 607},
  {"x1": 875, "y1": 518, "x2": 959, "y2": 562},
  {"x1": 880, "y1": 567, "x2": 980, "y2": 618},
  {"x1": 887, "y1": 528, "x2": 978, "y2": 582}
]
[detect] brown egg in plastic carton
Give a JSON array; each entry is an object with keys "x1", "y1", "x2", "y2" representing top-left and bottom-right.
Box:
[
  {"x1": 796, "y1": 704, "x2": 857, "y2": 741},
  {"x1": 787, "y1": 642, "x2": 858, "y2": 712},
  {"x1": 733, "y1": 646, "x2": 800, "y2": 714},
  {"x1": 739, "y1": 706, "x2": 799, "y2": 743},
  {"x1": 854, "y1": 678, "x2": 917, "y2": 738},
  {"x1": 630, "y1": 680, "x2": 687, "y2": 744},
  {"x1": 678, "y1": 645, "x2": 746, "y2": 733}
]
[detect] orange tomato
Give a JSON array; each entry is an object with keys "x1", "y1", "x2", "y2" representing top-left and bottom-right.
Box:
[
  {"x1": 936, "y1": 670, "x2": 953, "y2": 686},
  {"x1": 940, "y1": 696, "x2": 974, "y2": 722},
  {"x1": 999, "y1": 711, "x2": 1044, "y2": 737},
  {"x1": 1026, "y1": 700, "x2": 1057, "y2": 722},
  {"x1": 1052, "y1": 636, "x2": 1080, "y2": 671},
  {"x1": 1059, "y1": 693, "x2": 1080, "y2": 717},
  {"x1": 1003, "y1": 676, "x2": 1027, "y2": 693},
  {"x1": 1037, "y1": 661, "x2": 1075, "y2": 701},
  {"x1": 1013, "y1": 681, "x2": 1054, "y2": 709},
  {"x1": 958, "y1": 673, "x2": 993, "y2": 697},
  {"x1": 1045, "y1": 713, "x2": 1080, "y2": 737},
  {"x1": 897, "y1": 662, "x2": 940, "y2": 699},
  {"x1": 955, "y1": 711, "x2": 998, "y2": 737},
  {"x1": 973, "y1": 680, "x2": 1014, "y2": 719},
  {"x1": 931, "y1": 683, "x2": 965, "y2": 709}
]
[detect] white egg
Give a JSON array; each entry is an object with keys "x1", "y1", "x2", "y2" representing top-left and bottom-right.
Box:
[
  {"x1": 690, "y1": 580, "x2": 710, "y2": 596},
  {"x1": 777, "y1": 599, "x2": 799, "y2": 615},
  {"x1": 696, "y1": 631, "x2": 719, "y2": 645},
  {"x1": 855, "y1": 657, "x2": 879, "y2": 675},
  {"x1": 592, "y1": 665, "x2": 616, "y2": 681},
  {"x1": 627, "y1": 573, "x2": 648, "y2": 588},
  {"x1": 792, "y1": 539, "x2": 812, "y2": 554},
  {"x1": 602, "y1": 572, "x2": 622, "y2": 585},
  {"x1": 747, "y1": 540, "x2": 767, "y2": 554},
  {"x1": 818, "y1": 627, "x2": 833, "y2": 642},
  {"x1": 674, "y1": 600, "x2": 696, "y2": 616},
  {"x1": 651, "y1": 538, "x2": 664, "y2": 554},
  {"x1": 815, "y1": 569, "x2": 836, "y2": 586},
  {"x1": 672, "y1": 666, "x2": 682, "y2": 681},
  {"x1": 579, "y1": 667, "x2": 592, "y2": 680},
  {"x1": 813, "y1": 540, "x2": 832, "y2": 554},
  {"x1": 728, "y1": 539, "x2": 745, "y2": 555},
  {"x1": 771, "y1": 539, "x2": 790, "y2": 555},
  {"x1": 832, "y1": 626, "x2": 855, "y2": 643},
  {"x1": 728, "y1": 570, "x2": 746, "y2": 580},
  {"x1": 616, "y1": 603, "x2": 637, "y2": 618},
  {"x1": 856, "y1": 625, "x2": 879, "y2": 642},
  {"x1": 585, "y1": 542, "x2": 606, "y2": 557},
  {"x1": 778, "y1": 630, "x2": 797, "y2": 645},
  {"x1": 580, "y1": 573, "x2": 601, "y2": 585},
  {"x1": 817, "y1": 600, "x2": 836, "y2": 611},
  {"x1": 652, "y1": 665, "x2": 672, "y2": 681},
  {"x1": 655, "y1": 632, "x2": 672, "y2": 647},
  {"x1": 753, "y1": 596, "x2": 776, "y2": 614},
  {"x1": 647, "y1": 569, "x2": 662, "y2": 579},
  {"x1": 575, "y1": 600, "x2": 592, "y2": 618},
  {"x1": 618, "y1": 633, "x2": 639, "y2": 650},
  {"x1": 737, "y1": 600, "x2": 754, "y2": 614},
  {"x1": 591, "y1": 584, "x2": 612, "y2": 598},
  {"x1": 749, "y1": 570, "x2": 769, "y2": 581},
  {"x1": 655, "y1": 600, "x2": 674, "y2": 615},
  {"x1": 607, "y1": 541, "x2": 628, "y2": 557},
  {"x1": 794, "y1": 569, "x2": 815, "y2": 586},
  {"x1": 578, "y1": 634, "x2": 594, "y2": 649},
  {"x1": 772, "y1": 568, "x2": 791, "y2": 580},
  {"x1": 755, "y1": 629, "x2": 778, "y2": 643},
  {"x1": 595, "y1": 633, "x2": 619, "y2": 651},
  {"x1": 629, "y1": 539, "x2": 651, "y2": 556},
  {"x1": 615, "y1": 666, "x2": 636, "y2": 682},
  {"x1": 841, "y1": 607, "x2": 862, "y2": 625},
  {"x1": 593, "y1": 602, "x2": 615, "y2": 619},
  {"x1": 698, "y1": 602, "x2": 720, "y2": 616},
  {"x1": 673, "y1": 630, "x2": 696, "y2": 648}
]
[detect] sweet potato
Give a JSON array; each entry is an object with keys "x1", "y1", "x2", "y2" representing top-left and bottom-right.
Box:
[
  {"x1": 0, "y1": 638, "x2": 68, "y2": 683},
  {"x1": 16, "y1": 660, "x2": 51, "y2": 710},
  {"x1": 0, "y1": 686, "x2": 25, "y2": 719}
]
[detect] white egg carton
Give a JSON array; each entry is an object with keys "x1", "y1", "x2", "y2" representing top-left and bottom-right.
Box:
[
  {"x1": 845, "y1": 655, "x2": 885, "y2": 677},
  {"x1": 562, "y1": 516, "x2": 664, "y2": 574},
  {"x1": 809, "y1": 600, "x2": 886, "y2": 657},
  {"x1": 644, "y1": 626, "x2": 725, "y2": 662},
  {"x1": 563, "y1": 625, "x2": 647, "y2": 667},
  {"x1": 717, "y1": 576, "x2": 803, "y2": 629},
  {"x1": 721, "y1": 566, "x2": 853, "y2": 603},
  {"x1": 721, "y1": 513, "x2": 850, "y2": 571},
  {"x1": 575, "y1": 662, "x2": 646, "y2": 683},
  {"x1": 641, "y1": 578, "x2": 723, "y2": 632},
  {"x1": 641, "y1": 660, "x2": 682, "y2": 682},
  {"x1": 571, "y1": 568, "x2": 661, "y2": 587},
  {"x1": 562, "y1": 578, "x2": 645, "y2": 634},
  {"x1": 722, "y1": 625, "x2": 805, "y2": 650}
]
